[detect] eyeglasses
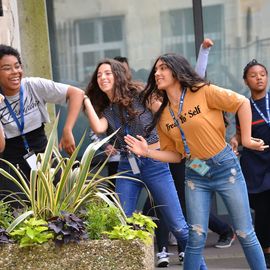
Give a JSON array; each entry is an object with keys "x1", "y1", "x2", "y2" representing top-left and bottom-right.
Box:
[{"x1": 0, "y1": 64, "x2": 22, "y2": 73}]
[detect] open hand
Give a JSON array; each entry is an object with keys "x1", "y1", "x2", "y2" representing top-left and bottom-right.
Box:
[{"x1": 124, "y1": 134, "x2": 148, "y2": 157}]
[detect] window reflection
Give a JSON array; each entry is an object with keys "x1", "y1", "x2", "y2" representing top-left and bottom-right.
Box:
[
  {"x1": 51, "y1": 0, "x2": 196, "y2": 86},
  {"x1": 74, "y1": 16, "x2": 125, "y2": 82},
  {"x1": 202, "y1": 0, "x2": 270, "y2": 140},
  {"x1": 50, "y1": 0, "x2": 270, "y2": 91}
]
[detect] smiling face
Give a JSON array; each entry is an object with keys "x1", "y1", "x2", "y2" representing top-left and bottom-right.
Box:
[
  {"x1": 244, "y1": 65, "x2": 268, "y2": 98},
  {"x1": 0, "y1": 55, "x2": 22, "y2": 96},
  {"x1": 154, "y1": 59, "x2": 179, "y2": 91},
  {"x1": 97, "y1": 63, "x2": 115, "y2": 99}
]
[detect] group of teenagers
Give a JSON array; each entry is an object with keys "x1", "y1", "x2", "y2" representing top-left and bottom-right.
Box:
[{"x1": 0, "y1": 38, "x2": 269, "y2": 269}]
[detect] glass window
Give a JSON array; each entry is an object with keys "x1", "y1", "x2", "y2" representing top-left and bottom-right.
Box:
[
  {"x1": 73, "y1": 16, "x2": 125, "y2": 82},
  {"x1": 78, "y1": 19, "x2": 97, "y2": 45},
  {"x1": 161, "y1": 7, "x2": 195, "y2": 65},
  {"x1": 102, "y1": 17, "x2": 123, "y2": 42},
  {"x1": 202, "y1": 0, "x2": 270, "y2": 93},
  {"x1": 82, "y1": 51, "x2": 100, "y2": 76},
  {"x1": 202, "y1": 0, "x2": 270, "y2": 141},
  {"x1": 104, "y1": 49, "x2": 121, "y2": 58},
  {"x1": 203, "y1": 4, "x2": 223, "y2": 34},
  {"x1": 50, "y1": 0, "x2": 196, "y2": 86}
]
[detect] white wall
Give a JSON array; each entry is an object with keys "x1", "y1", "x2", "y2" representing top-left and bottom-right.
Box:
[{"x1": 0, "y1": 0, "x2": 20, "y2": 50}]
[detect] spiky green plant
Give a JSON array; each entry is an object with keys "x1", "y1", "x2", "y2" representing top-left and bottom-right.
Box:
[{"x1": 0, "y1": 115, "x2": 126, "y2": 224}]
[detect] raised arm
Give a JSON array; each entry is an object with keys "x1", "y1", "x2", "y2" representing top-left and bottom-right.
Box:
[
  {"x1": 195, "y1": 38, "x2": 213, "y2": 78},
  {"x1": 59, "y1": 86, "x2": 84, "y2": 155}
]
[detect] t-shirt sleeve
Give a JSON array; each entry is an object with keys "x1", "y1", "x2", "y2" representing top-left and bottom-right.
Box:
[
  {"x1": 23, "y1": 77, "x2": 69, "y2": 104},
  {"x1": 205, "y1": 84, "x2": 246, "y2": 113}
]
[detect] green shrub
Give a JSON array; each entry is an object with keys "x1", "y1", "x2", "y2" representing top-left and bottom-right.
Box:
[
  {"x1": 0, "y1": 115, "x2": 124, "y2": 222},
  {"x1": 0, "y1": 201, "x2": 14, "y2": 229},
  {"x1": 0, "y1": 116, "x2": 155, "y2": 247},
  {"x1": 106, "y1": 212, "x2": 157, "y2": 245},
  {"x1": 85, "y1": 200, "x2": 122, "y2": 240},
  {"x1": 10, "y1": 217, "x2": 54, "y2": 247}
]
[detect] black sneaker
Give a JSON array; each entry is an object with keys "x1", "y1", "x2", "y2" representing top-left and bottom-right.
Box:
[
  {"x1": 156, "y1": 247, "x2": 171, "y2": 267},
  {"x1": 215, "y1": 228, "x2": 236, "y2": 248}
]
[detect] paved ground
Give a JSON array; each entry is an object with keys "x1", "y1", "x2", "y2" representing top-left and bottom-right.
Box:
[{"x1": 154, "y1": 231, "x2": 249, "y2": 270}]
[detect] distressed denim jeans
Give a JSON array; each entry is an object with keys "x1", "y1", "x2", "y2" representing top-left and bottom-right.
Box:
[
  {"x1": 116, "y1": 155, "x2": 207, "y2": 270},
  {"x1": 184, "y1": 144, "x2": 266, "y2": 270}
]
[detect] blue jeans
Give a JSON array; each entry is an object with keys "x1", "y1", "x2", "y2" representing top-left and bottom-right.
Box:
[
  {"x1": 184, "y1": 144, "x2": 266, "y2": 270},
  {"x1": 116, "y1": 155, "x2": 207, "y2": 270}
]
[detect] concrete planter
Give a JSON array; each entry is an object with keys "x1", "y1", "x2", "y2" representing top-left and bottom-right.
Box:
[{"x1": 0, "y1": 239, "x2": 154, "y2": 270}]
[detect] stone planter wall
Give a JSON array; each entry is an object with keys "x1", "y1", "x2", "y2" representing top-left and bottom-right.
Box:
[{"x1": 0, "y1": 239, "x2": 154, "y2": 270}]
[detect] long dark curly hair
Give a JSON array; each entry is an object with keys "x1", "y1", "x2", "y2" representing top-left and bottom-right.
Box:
[
  {"x1": 142, "y1": 53, "x2": 209, "y2": 133},
  {"x1": 85, "y1": 59, "x2": 144, "y2": 122}
]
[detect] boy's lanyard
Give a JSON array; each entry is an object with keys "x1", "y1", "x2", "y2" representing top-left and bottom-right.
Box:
[
  {"x1": 250, "y1": 92, "x2": 270, "y2": 128},
  {"x1": 4, "y1": 86, "x2": 30, "y2": 152},
  {"x1": 168, "y1": 87, "x2": 191, "y2": 158}
]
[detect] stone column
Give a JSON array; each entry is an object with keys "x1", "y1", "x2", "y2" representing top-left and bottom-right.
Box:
[{"x1": 16, "y1": 0, "x2": 55, "y2": 134}]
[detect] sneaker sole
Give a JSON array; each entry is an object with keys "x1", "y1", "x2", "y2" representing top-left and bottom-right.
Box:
[{"x1": 157, "y1": 258, "x2": 169, "y2": 267}]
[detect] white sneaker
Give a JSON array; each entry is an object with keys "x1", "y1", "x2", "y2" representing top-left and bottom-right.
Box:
[{"x1": 156, "y1": 247, "x2": 170, "y2": 267}]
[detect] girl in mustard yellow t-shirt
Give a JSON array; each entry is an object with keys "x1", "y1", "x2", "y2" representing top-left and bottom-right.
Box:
[{"x1": 124, "y1": 53, "x2": 268, "y2": 270}]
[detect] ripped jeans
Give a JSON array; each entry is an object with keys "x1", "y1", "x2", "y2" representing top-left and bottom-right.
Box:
[
  {"x1": 116, "y1": 155, "x2": 207, "y2": 269},
  {"x1": 184, "y1": 144, "x2": 266, "y2": 270}
]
